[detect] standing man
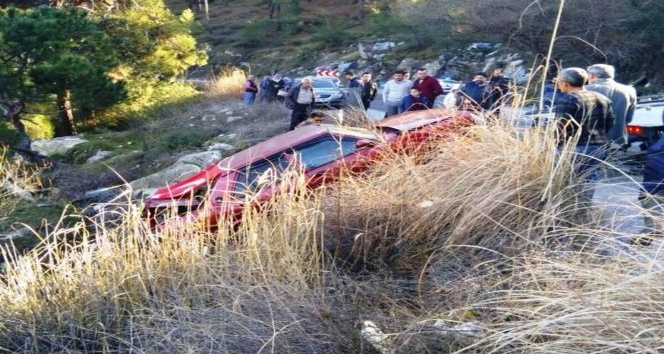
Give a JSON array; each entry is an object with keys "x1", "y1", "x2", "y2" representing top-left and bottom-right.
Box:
[
  {"x1": 286, "y1": 77, "x2": 316, "y2": 131},
  {"x1": 586, "y1": 64, "x2": 637, "y2": 149},
  {"x1": 636, "y1": 129, "x2": 664, "y2": 245},
  {"x1": 486, "y1": 67, "x2": 511, "y2": 108},
  {"x1": 344, "y1": 70, "x2": 363, "y2": 109},
  {"x1": 360, "y1": 71, "x2": 377, "y2": 110},
  {"x1": 344, "y1": 70, "x2": 361, "y2": 88},
  {"x1": 382, "y1": 70, "x2": 412, "y2": 117},
  {"x1": 458, "y1": 72, "x2": 491, "y2": 111},
  {"x1": 258, "y1": 75, "x2": 272, "y2": 103},
  {"x1": 412, "y1": 68, "x2": 443, "y2": 108},
  {"x1": 267, "y1": 73, "x2": 285, "y2": 102},
  {"x1": 554, "y1": 67, "x2": 615, "y2": 207}
]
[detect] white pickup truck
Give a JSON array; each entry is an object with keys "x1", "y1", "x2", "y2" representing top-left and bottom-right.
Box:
[{"x1": 628, "y1": 94, "x2": 664, "y2": 149}]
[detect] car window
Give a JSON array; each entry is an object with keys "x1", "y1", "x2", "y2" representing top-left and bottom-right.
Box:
[
  {"x1": 234, "y1": 135, "x2": 360, "y2": 195},
  {"x1": 234, "y1": 153, "x2": 291, "y2": 195},
  {"x1": 295, "y1": 136, "x2": 359, "y2": 170}
]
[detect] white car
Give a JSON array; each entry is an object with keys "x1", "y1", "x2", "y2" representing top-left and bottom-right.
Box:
[
  {"x1": 437, "y1": 78, "x2": 461, "y2": 93},
  {"x1": 628, "y1": 95, "x2": 664, "y2": 148}
]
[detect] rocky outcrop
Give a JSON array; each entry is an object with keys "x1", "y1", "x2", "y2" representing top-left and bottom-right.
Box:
[
  {"x1": 291, "y1": 40, "x2": 529, "y2": 84},
  {"x1": 31, "y1": 136, "x2": 88, "y2": 156},
  {"x1": 129, "y1": 150, "x2": 223, "y2": 196}
]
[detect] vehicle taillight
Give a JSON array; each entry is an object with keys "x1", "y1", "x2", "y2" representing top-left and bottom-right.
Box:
[{"x1": 627, "y1": 125, "x2": 643, "y2": 135}]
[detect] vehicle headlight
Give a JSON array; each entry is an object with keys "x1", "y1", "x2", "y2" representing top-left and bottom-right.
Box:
[{"x1": 331, "y1": 93, "x2": 343, "y2": 99}]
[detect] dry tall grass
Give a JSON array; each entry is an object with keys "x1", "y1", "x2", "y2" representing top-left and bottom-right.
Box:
[
  {"x1": 321, "y1": 121, "x2": 582, "y2": 270},
  {"x1": 205, "y1": 67, "x2": 247, "y2": 98},
  {"x1": 0, "y1": 122, "x2": 662, "y2": 353},
  {"x1": 0, "y1": 149, "x2": 46, "y2": 215}
]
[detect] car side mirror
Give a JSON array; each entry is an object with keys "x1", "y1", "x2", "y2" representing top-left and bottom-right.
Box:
[{"x1": 356, "y1": 139, "x2": 377, "y2": 148}]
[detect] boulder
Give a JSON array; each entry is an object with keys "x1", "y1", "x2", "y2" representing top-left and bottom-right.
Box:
[
  {"x1": 86, "y1": 150, "x2": 113, "y2": 163},
  {"x1": 129, "y1": 150, "x2": 222, "y2": 193},
  {"x1": 31, "y1": 136, "x2": 88, "y2": 156}
]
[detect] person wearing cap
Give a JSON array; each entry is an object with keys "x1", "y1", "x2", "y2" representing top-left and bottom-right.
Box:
[
  {"x1": 586, "y1": 63, "x2": 637, "y2": 149},
  {"x1": 243, "y1": 75, "x2": 259, "y2": 105},
  {"x1": 457, "y1": 72, "x2": 491, "y2": 111}
]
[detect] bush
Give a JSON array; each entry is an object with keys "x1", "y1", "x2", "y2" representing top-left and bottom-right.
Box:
[
  {"x1": 205, "y1": 67, "x2": 246, "y2": 98},
  {"x1": 240, "y1": 19, "x2": 275, "y2": 48}
]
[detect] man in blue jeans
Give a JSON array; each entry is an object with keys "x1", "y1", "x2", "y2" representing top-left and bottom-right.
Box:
[
  {"x1": 553, "y1": 68, "x2": 615, "y2": 208},
  {"x1": 634, "y1": 132, "x2": 664, "y2": 245}
]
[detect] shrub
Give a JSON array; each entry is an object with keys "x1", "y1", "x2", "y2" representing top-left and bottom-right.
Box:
[{"x1": 205, "y1": 67, "x2": 246, "y2": 99}]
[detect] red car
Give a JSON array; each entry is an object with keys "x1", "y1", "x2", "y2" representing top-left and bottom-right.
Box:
[{"x1": 144, "y1": 109, "x2": 474, "y2": 228}]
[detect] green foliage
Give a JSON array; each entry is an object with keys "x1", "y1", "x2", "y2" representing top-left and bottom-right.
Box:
[
  {"x1": 88, "y1": 0, "x2": 207, "y2": 125},
  {"x1": 98, "y1": 1, "x2": 207, "y2": 82},
  {"x1": 240, "y1": 19, "x2": 276, "y2": 47},
  {"x1": 368, "y1": 11, "x2": 408, "y2": 38},
  {"x1": 311, "y1": 16, "x2": 354, "y2": 48},
  {"x1": 0, "y1": 6, "x2": 127, "y2": 138},
  {"x1": 100, "y1": 81, "x2": 199, "y2": 129},
  {"x1": 24, "y1": 113, "x2": 54, "y2": 140},
  {"x1": 0, "y1": 123, "x2": 22, "y2": 147},
  {"x1": 160, "y1": 128, "x2": 214, "y2": 152}
]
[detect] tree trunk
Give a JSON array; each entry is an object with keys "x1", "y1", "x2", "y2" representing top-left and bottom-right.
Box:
[
  {"x1": 357, "y1": 0, "x2": 365, "y2": 22},
  {"x1": 55, "y1": 89, "x2": 77, "y2": 137},
  {"x1": 1, "y1": 100, "x2": 31, "y2": 149}
]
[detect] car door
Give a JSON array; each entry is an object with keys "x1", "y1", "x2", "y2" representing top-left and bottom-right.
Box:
[{"x1": 293, "y1": 134, "x2": 371, "y2": 187}]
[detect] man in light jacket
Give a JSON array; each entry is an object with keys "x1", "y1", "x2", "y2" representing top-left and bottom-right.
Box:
[
  {"x1": 382, "y1": 70, "x2": 412, "y2": 117},
  {"x1": 586, "y1": 64, "x2": 637, "y2": 148},
  {"x1": 286, "y1": 77, "x2": 316, "y2": 130}
]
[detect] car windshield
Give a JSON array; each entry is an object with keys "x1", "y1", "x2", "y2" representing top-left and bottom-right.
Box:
[
  {"x1": 233, "y1": 134, "x2": 362, "y2": 195},
  {"x1": 312, "y1": 79, "x2": 337, "y2": 88}
]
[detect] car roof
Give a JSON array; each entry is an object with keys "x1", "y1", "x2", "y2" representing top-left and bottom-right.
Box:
[
  {"x1": 374, "y1": 108, "x2": 463, "y2": 132},
  {"x1": 294, "y1": 76, "x2": 340, "y2": 82},
  {"x1": 217, "y1": 124, "x2": 378, "y2": 170}
]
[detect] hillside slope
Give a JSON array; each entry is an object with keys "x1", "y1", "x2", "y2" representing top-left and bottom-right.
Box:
[{"x1": 163, "y1": 0, "x2": 371, "y2": 74}]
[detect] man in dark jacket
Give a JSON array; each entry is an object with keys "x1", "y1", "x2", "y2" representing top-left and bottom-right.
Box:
[
  {"x1": 554, "y1": 68, "x2": 615, "y2": 149},
  {"x1": 554, "y1": 67, "x2": 615, "y2": 210},
  {"x1": 399, "y1": 88, "x2": 430, "y2": 112},
  {"x1": 266, "y1": 73, "x2": 285, "y2": 102},
  {"x1": 344, "y1": 70, "x2": 361, "y2": 88},
  {"x1": 412, "y1": 68, "x2": 443, "y2": 108},
  {"x1": 487, "y1": 68, "x2": 511, "y2": 108},
  {"x1": 458, "y1": 72, "x2": 491, "y2": 111},
  {"x1": 285, "y1": 77, "x2": 316, "y2": 130},
  {"x1": 360, "y1": 71, "x2": 377, "y2": 110},
  {"x1": 635, "y1": 124, "x2": 664, "y2": 245}
]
